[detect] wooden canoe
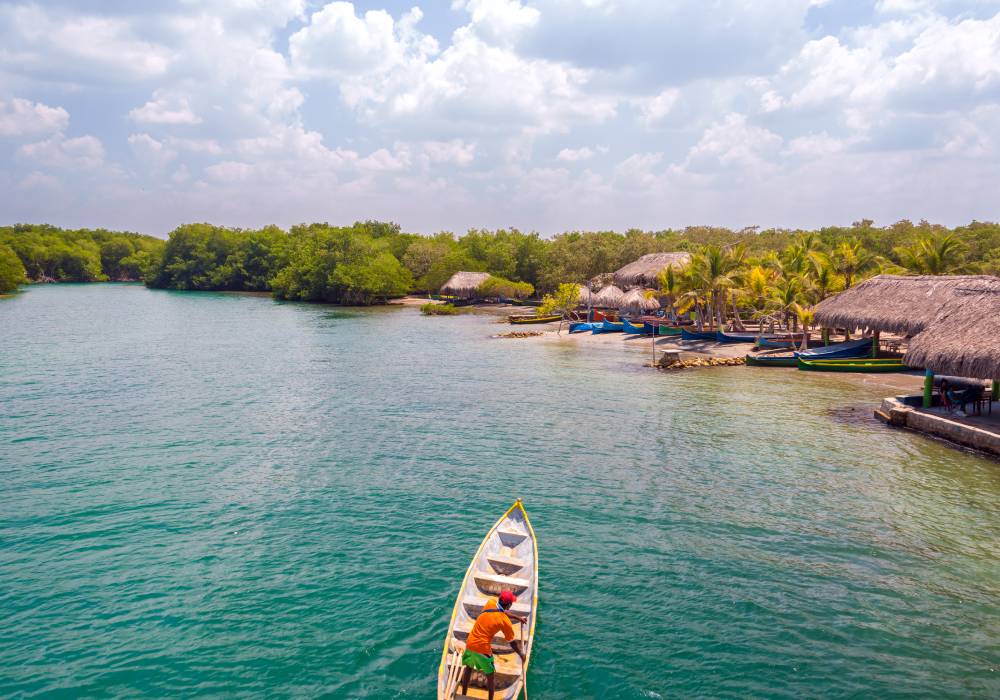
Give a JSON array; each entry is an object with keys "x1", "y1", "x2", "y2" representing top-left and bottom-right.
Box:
[
  {"x1": 438, "y1": 500, "x2": 538, "y2": 700},
  {"x1": 508, "y1": 315, "x2": 561, "y2": 324},
  {"x1": 797, "y1": 357, "x2": 908, "y2": 373}
]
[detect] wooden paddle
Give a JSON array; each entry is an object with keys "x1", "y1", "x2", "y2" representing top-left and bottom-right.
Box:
[{"x1": 519, "y1": 621, "x2": 528, "y2": 700}]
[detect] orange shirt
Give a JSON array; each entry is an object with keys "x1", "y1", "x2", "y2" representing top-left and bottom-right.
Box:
[{"x1": 466, "y1": 597, "x2": 515, "y2": 656}]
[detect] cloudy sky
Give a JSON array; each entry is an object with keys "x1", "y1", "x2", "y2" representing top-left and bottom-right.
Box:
[{"x1": 1, "y1": 0, "x2": 999, "y2": 236}]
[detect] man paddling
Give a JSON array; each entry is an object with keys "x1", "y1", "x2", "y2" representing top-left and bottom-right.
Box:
[{"x1": 460, "y1": 590, "x2": 527, "y2": 699}]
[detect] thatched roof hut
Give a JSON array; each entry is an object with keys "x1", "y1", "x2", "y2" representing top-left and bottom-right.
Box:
[
  {"x1": 575, "y1": 284, "x2": 594, "y2": 306},
  {"x1": 440, "y1": 271, "x2": 490, "y2": 298},
  {"x1": 613, "y1": 252, "x2": 691, "y2": 289},
  {"x1": 620, "y1": 288, "x2": 661, "y2": 312},
  {"x1": 813, "y1": 274, "x2": 1000, "y2": 335},
  {"x1": 905, "y1": 284, "x2": 1000, "y2": 379},
  {"x1": 594, "y1": 284, "x2": 625, "y2": 308}
]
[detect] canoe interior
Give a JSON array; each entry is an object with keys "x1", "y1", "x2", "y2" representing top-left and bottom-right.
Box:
[{"x1": 438, "y1": 502, "x2": 537, "y2": 700}]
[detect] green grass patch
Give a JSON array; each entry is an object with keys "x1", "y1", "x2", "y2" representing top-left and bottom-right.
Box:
[{"x1": 421, "y1": 302, "x2": 460, "y2": 316}]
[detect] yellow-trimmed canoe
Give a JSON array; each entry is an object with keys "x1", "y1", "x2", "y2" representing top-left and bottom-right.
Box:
[
  {"x1": 508, "y1": 315, "x2": 561, "y2": 324},
  {"x1": 438, "y1": 500, "x2": 538, "y2": 700}
]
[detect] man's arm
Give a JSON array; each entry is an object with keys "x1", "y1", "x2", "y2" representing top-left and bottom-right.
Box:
[{"x1": 509, "y1": 639, "x2": 525, "y2": 661}]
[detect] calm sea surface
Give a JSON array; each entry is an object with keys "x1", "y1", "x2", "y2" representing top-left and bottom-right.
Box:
[{"x1": 1, "y1": 284, "x2": 998, "y2": 699}]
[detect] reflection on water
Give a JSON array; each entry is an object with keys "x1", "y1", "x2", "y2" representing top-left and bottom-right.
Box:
[{"x1": 1, "y1": 285, "x2": 998, "y2": 698}]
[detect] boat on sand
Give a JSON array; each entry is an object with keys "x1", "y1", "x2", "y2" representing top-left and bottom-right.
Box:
[{"x1": 438, "y1": 500, "x2": 538, "y2": 700}]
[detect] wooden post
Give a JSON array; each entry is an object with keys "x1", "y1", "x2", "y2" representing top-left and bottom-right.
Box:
[
  {"x1": 822, "y1": 327, "x2": 829, "y2": 346},
  {"x1": 924, "y1": 369, "x2": 934, "y2": 408},
  {"x1": 993, "y1": 380, "x2": 999, "y2": 401},
  {"x1": 872, "y1": 330, "x2": 880, "y2": 359}
]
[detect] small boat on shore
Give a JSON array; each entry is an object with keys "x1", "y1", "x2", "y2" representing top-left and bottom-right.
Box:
[
  {"x1": 592, "y1": 320, "x2": 624, "y2": 334},
  {"x1": 657, "y1": 325, "x2": 683, "y2": 336},
  {"x1": 568, "y1": 321, "x2": 597, "y2": 333},
  {"x1": 745, "y1": 351, "x2": 797, "y2": 367},
  {"x1": 438, "y1": 500, "x2": 537, "y2": 700},
  {"x1": 508, "y1": 314, "x2": 561, "y2": 325},
  {"x1": 681, "y1": 328, "x2": 718, "y2": 341},
  {"x1": 716, "y1": 330, "x2": 779, "y2": 344},
  {"x1": 797, "y1": 357, "x2": 908, "y2": 373},
  {"x1": 797, "y1": 337, "x2": 872, "y2": 359},
  {"x1": 622, "y1": 318, "x2": 648, "y2": 334}
]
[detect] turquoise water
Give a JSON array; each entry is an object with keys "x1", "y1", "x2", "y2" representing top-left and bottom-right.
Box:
[{"x1": 2, "y1": 284, "x2": 999, "y2": 699}]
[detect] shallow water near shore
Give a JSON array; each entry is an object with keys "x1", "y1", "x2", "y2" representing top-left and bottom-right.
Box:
[{"x1": 2, "y1": 284, "x2": 999, "y2": 698}]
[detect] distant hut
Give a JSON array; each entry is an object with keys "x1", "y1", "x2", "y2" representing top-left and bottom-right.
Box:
[
  {"x1": 620, "y1": 288, "x2": 660, "y2": 313},
  {"x1": 905, "y1": 284, "x2": 1000, "y2": 380},
  {"x1": 440, "y1": 271, "x2": 490, "y2": 299},
  {"x1": 575, "y1": 284, "x2": 594, "y2": 306},
  {"x1": 594, "y1": 284, "x2": 625, "y2": 308},
  {"x1": 814, "y1": 274, "x2": 1000, "y2": 336},
  {"x1": 613, "y1": 252, "x2": 691, "y2": 290}
]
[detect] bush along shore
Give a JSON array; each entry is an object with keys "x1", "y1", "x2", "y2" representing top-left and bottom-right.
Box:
[{"x1": 3, "y1": 218, "x2": 1000, "y2": 302}]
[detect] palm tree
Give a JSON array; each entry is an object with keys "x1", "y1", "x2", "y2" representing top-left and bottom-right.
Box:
[
  {"x1": 809, "y1": 260, "x2": 845, "y2": 303},
  {"x1": 657, "y1": 265, "x2": 681, "y2": 322},
  {"x1": 782, "y1": 233, "x2": 826, "y2": 279},
  {"x1": 686, "y1": 244, "x2": 745, "y2": 329},
  {"x1": 768, "y1": 275, "x2": 806, "y2": 331},
  {"x1": 794, "y1": 304, "x2": 815, "y2": 351},
  {"x1": 832, "y1": 239, "x2": 870, "y2": 288},
  {"x1": 895, "y1": 233, "x2": 965, "y2": 274}
]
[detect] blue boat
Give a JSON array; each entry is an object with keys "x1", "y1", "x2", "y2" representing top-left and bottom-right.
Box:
[
  {"x1": 796, "y1": 337, "x2": 873, "y2": 360},
  {"x1": 622, "y1": 318, "x2": 648, "y2": 334},
  {"x1": 592, "y1": 320, "x2": 624, "y2": 334},
  {"x1": 681, "y1": 328, "x2": 718, "y2": 341},
  {"x1": 569, "y1": 321, "x2": 597, "y2": 333},
  {"x1": 716, "y1": 330, "x2": 780, "y2": 344}
]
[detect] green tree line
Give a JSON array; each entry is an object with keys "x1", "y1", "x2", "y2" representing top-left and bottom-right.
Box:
[
  {"x1": 2, "y1": 218, "x2": 999, "y2": 300},
  {"x1": 0, "y1": 224, "x2": 164, "y2": 287}
]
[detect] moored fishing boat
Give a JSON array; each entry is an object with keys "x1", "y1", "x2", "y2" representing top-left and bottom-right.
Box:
[
  {"x1": 797, "y1": 357, "x2": 908, "y2": 373},
  {"x1": 438, "y1": 500, "x2": 538, "y2": 700},
  {"x1": 568, "y1": 321, "x2": 597, "y2": 333},
  {"x1": 621, "y1": 318, "x2": 648, "y2": 334},
  {"x1": 797, "y1": 337, "x2": 873, "y2": 359},
  {"x1": 681, "y1": 328, "x2": 717, "y2": 341},
  {"x1": 716, "y1": 330, "x2": 779, "y2": 344},
  {"x1": 508, "y1": 314, "x2": 561, "y2": 325},
  {"x1": 592, "y1": 320, "x2": 624, "y2": 334},
  {"x1": 657, "y1": 324, "x2": 683, "y2": 336},
  {"x1": 745, "y1": 351, "x2": 798, "y2": 367}
]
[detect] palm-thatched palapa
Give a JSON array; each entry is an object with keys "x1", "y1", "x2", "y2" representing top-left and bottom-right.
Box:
[
  {"x1": 620, "y1": 287, "x2": 661, "y2": 312},
  {"x1": 613, "y1": 252, "x2": 691, "y2": 289},
  {"x1": 575, "y1": 284, "x2": 594, "y2": 306},
  {"x1": 905, "y1": 284, "x2": 1000, "y2": 379},
  {"x1": 593, "y1": 284, "x2": 625, "y2": 308},
  {"x1": 440, "y1": 271, "x2": 491, "y2": 299},
  {"x1": 813, "y1": 274, "x2": 1000, "y2": 335}
]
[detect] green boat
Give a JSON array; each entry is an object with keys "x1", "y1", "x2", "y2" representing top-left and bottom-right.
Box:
[
  {"x1": 797, "y1": 357, "x2": 909, "y2": 373},
  {"x1": 745, "y1": 353, "x2": 797, "y2": 367},
  {"x1": 657, "y1": 324, "x2": 683, "y2": 336}
]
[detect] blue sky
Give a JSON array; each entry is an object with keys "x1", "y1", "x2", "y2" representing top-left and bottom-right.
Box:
[{"x1": 1, "y1": 0, "x2": 999, "y2": 236}]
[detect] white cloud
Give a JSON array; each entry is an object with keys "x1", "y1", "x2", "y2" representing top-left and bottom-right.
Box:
[
  {"x1": 129, "y1": 90, "x2": 201, "y2": 125},
  {"x1": 17, "y1": 171, "x2": 60, "y2": 191},
  {"x1": 421, "y1": 140, "x2": 477, "y2": 166},
  {"x1": 678, "y1": 113, "x2": 783, "y2": 176},
  {"x1": 557, "y1": 146, "x2": 596, "y2": 161},
  {"x1": 18, "y1": 134, "x2": 105, "y2": 169},
  {"x1": 0, "y1": 97, "x2": 69, "y2": 137},
  {"x1": 634, "y1": 88, "x2": 680, "y2": 127},
  {"x1": 0, "y1": 5, "x2": 171, "y2": 83},
  {"x1": 128, "y1": 133, "x2": 177, "y2": 167}
]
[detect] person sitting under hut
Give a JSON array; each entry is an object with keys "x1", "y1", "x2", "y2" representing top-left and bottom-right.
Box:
[{"x1": 939, "y1": 378, "x2": 975, "y2": 417}]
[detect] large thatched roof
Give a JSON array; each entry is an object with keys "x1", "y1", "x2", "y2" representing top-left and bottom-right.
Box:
[
  {"x1": 594, "y1": 284, "x2": 625, "y2": 308},
  {"x1": 575, "y1": 284, "x2": 594, "y2": 305},
  {"x1": 813, "y1": 274, "x2": 1000, "y2": 335},
  {"x1": 613, "y1": 252, "x2": 691, "y2": 289},
  {"x1": 905, "y1": 285, "x2": 1000, "y2": 379},
  {"x1": 620, "y1": 288, "x2": 661, "y2": 312},
  {"x1": 440, "y1": 271, "x2": 490, "y2": 298}
]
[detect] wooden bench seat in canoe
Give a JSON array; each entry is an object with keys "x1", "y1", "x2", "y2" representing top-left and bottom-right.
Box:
[
  {"x1": 461, "y1": 594, "x2": 531, "y2": 619},
  {"x1": 473, "y1": 571, "x2": 531, "y2": 596}
]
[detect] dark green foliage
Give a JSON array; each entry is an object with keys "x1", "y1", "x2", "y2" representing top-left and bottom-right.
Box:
[
  {"x1": 420, "y1": 302, "x2": 460, "y2": 315},
  {"x1": 0, "y1": 224, "x2": 164, "y2": 282},
  {"x1": 0, "y1": 243, "x2": 27, "y2": 292}
]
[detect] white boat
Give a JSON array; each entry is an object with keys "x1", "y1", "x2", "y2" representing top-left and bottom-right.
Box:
[{"x1": 438, "y1": 500, "x2": 538, "y2": 700}]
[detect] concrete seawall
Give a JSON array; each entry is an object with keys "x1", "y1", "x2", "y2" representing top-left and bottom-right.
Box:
[{"x1": 876, "y1": 396, "x2": 1000, "y2": 457}]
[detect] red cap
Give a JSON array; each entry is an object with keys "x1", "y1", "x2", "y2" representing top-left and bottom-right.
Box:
[{"x1": 499, "y1": 590, "x2": 517, "y2": 606}]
